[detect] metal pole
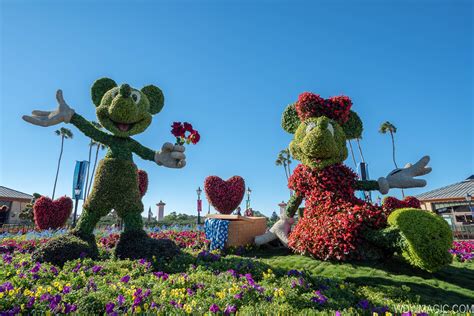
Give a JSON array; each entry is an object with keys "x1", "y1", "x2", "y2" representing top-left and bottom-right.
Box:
[{"x1": 72, "y1": 197, "x2": 79, "y2": 227}]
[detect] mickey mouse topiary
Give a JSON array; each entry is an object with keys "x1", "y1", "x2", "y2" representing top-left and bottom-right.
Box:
[
  {"x1": 23, "y1": 78, "x2": 186, "y2": 264},
  {"x1": 257, "y1": 91, "x2": 452, "y2": 271}
]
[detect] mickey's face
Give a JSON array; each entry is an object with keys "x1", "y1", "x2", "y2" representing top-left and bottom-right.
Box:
[
  {"x1": 91, "y1": 78, "x2": 164, "y2": 137},
  {"x1": 289, "y1": 116, "x2": 348, "y2": 169}
]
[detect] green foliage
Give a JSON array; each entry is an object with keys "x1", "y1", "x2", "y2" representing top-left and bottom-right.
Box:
[
  {"x1": 281, "y1": 103, "x2": 301, "y2": 134},
  {"x1": 32, "y1": 233, "x2": 98, "y2": 266},
  {"x1": 115, "y1": 229, "x2": 180, "y2": 262},
  {"x1": 343, "y1": 111, "x2": 363, "y2": 140},
  {"x1": 286, "y1": 194, "x2": 303, "y2": 218},
  {"x1": 91, "y1": 77, "x2": 117, "y2": 106},
  {"x1": 19, "y1": 192, "x2": 41, "y2": 222},
  {"x1": 141, "y1": 84, "x2": 165, "y2": 115},
  {"x1": 354, "y1": 180, "x2": 379, "y2": 191},
  {"x1": 155, "y1": 212, "x2": 199, "y2": 226},
  {"x1": 388, "y1": 208, "x2": 453, "y2": 272},
  {"x1": 289, "y1": 116, "x2": 348, "y2": 169}
]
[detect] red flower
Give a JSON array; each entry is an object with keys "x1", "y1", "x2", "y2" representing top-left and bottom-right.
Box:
[
  {"x1": 287, "y1": 164, "x2": 387, "y2": 261},
  {"x1": 189, "y1": 130, "x2": 201, "y2": 144},
  {"x1": 171, "y1": 121, "x2": 201, "y2": 145},
  {"x1": 295, "y1": 92, "x2": 352, "y2": 124},
  {"x1": 171, "y1": 122, "x2": 185, "y2": 138},
  {"x1": 183, "y1": 122, "x2": 194, "y2": 132}
]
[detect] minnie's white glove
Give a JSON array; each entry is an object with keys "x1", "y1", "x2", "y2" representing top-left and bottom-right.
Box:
[{"x1": 378, "y1": 156, "x2": 432, "y2": 194}]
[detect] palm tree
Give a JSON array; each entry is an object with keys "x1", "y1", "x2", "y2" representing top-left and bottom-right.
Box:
[
  {"x1": 275, "y1": 148, "x2": 292, "y2": 196},
  {"x1": 52, "y1": 127, "x2": 73, "y2": 199},
  {"x1": 379, "y1": 121, "x2": 404, "y2": 196},
  {"x1": 379, "y1": 121, "x2": 398, "y2": 168},
  {"x1": 86, "y1": 122, "x2": 106, "y2": 198}
]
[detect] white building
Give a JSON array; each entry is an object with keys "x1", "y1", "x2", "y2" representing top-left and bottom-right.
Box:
[{"x1": 0, "y1": 186, "x2": 33, "y2": 225}]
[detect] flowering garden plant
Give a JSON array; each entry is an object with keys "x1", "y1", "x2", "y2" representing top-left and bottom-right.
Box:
[
  {"x1": 0, "y1": 227, "x2": 472, "y2": 314},
  {"x1": 171, "y1": 122, "x2": 200, "y2": 146}
]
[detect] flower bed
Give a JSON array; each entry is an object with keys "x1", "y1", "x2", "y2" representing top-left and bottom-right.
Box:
[{"x1": 0, "y1": 228, "x2": 472, "y2": 314}]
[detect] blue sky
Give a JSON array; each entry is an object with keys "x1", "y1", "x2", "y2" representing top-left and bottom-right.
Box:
[{"x1": 1, "y1": 0, "x2": 472, "y2": 218}]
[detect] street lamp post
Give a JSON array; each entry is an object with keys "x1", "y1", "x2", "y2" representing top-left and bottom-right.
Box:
[
  {"x1": 196, "y1": 187, "x2": 202, "y2": 225},
  {"x1": 246, "y1": 187, "x2": 252, "y2": 210},
  {"x1": 72, "y1": 188, "x2": 81, "y2": 227}
]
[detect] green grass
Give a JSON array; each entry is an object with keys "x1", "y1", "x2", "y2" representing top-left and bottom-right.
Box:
[{"x1": 245, "y1": 248, "x2": 474, "y2": 307}]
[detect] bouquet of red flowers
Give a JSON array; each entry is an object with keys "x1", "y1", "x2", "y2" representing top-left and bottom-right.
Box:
[{"x1": 171, "y1": 122, "x2": 200, "y2": 146}]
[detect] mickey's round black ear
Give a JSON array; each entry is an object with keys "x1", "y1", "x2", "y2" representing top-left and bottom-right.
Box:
[
  {"x1": 91, "y1": 77, "x2": 117, "y2": 106},
  {"x1": 281, "y1": 103, "x2": 301, "y2": 134},
  {"x1": 141, "y1": 85, "x2": 164, "y2": 115},
  {"x1": 343, "y1": 110, "x2": 363, "y2": 139}
]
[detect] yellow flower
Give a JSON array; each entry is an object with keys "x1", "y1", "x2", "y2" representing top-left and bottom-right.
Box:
[
  {"x1": 65, "y1": 283, "x2": 71, "y2": 287},
  {"x1": 274, "y1": 288, "x2": 284, "y2": 297},
  {"x1": 8, "y1": 289, "x2": 15, "y2": 296},
  {"x1": 373, "y1": 313, "x2": 378, "y2": 316},
  {"x1": 54, "y1": 282, "x2": 60, "y2": 288},
  {"x1": 339, "y1": 284, "x2": 345, "y2": 289},
  {"x1": 135, "y1": 306, "x2": 141, "y2": 313},
  {"x1": 216, "y1": 291, "x2": 226, "y2": 299},
  {"x1": 0, "y1": 292, "x2": 4, "y2": 299},
  {"x1": 46, "y1": 311, "x2": 51, "y2": 316},
  {"x1": 47, "y1": 286, "x2": 52, "y2": 293},
  {"x1": 144, "y1": 303, "x2": 149, "y2": 310},
  {"x1": 385, "y1": 313, "x2": 392, "y2": 316},
  {"x1": 184, "y1": 304, "x2": 193, "y2": 314},
  {"x1": 21, "y1": 304, "x2": 25, "y2": 311}
]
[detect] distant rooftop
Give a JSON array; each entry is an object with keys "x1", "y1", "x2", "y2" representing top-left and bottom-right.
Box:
[
  {"x1": 416, "y1": 175, "x2": 474, "y2": 201},
  {"x1": 0, "y1": 186, "x2": 33, "y2": 201}
]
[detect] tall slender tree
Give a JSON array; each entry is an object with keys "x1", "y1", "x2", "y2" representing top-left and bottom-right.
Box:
[
  {"x1": 52, "y1": 127, "x2": 73, "y2": 199},
  {"x1": 379, "y1": 121, "x2": 404, "y2": 196},
  {"x1": 86, "y1": 122, "x2": 106, "y2": 198},
  {"x1": 275, "y1": 148, "x2": 293, "y2": 196},
  {"x1": 379, "y1": 121, "x2": 398, "y2": 168}
]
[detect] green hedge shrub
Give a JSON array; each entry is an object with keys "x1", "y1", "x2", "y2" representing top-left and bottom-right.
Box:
[
  {"x1": 388, "y1": 208, "x2": 453, "y2": 272},
  {"x1": 281, "y1": 103, "x2": 300, "y2": 134}
]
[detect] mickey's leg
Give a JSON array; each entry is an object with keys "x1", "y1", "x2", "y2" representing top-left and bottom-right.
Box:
[{"x1": 115, "y1": 201, "x2": 180, "y2": 261}]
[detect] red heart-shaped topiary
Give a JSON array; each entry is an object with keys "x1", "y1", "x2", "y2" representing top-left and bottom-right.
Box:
[
  {"x1": 33, "y1": 196, "x2": 73, "y2": 230},
  {"x1": 137, "y1": 169, "x2": 148, "y2": 197},
  {"x1": 204, "y1": 176, "x2": 246, "y2": 214},
  {"x1": 382, "y1": 196, "x2": 421, "y2": 212}
]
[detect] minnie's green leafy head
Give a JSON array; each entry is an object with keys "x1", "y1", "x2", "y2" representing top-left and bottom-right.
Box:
[
  {"x1": 282, "y1": 92, "x2": 363, "y2": 169},
  {"x1": 91, "y1": 77, "x2": 164, "y2": 137}
]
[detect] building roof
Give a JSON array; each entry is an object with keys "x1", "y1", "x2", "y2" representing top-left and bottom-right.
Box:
[
  {"x1": 416, "y1": 175, "x2": 474, "y2": 201},
  {"x1": 0, "y1": 186, "x2": 33, "y2": 201}
]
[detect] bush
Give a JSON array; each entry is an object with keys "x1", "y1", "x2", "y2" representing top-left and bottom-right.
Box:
[
  {"x1": 32, "y1": 233, "x2": 98, "y2": 266},
  {"x1": 387, "y1": 208, "x2": 453, "y2": 272}
]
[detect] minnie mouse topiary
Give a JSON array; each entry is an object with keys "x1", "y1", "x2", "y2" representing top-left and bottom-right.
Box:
[{"x1": 256, "y1": 92, "x2": 452, "y2": 271}]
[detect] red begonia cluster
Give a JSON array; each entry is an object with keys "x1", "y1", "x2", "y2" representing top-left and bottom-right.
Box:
[
  {"x1": 288, "y1": 164, "x2": 387, "y2": 261},
  {"x1": 137, "y1": 169, "x2": 148, "y2": 197},
  {"x1": 382, "y1": 196, "x2": 421, "y2": 212},
  {"x1": 295, "y1": 92, "x2": 352, "y2": 124},
  {"x1": 33, "y1": 196, "x2": 73, "y2": 230},
  {"x1": 204, "y1": 176, "x2": 245, "y2": 215}
]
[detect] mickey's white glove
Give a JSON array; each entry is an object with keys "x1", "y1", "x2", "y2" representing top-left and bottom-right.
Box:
[
  {"x1": 378, "y1": 156, "x2": 432, "y2": 194},
  {"x1": 22, "y1": 90, "x2": 75, "y2": 127},
  {"x1": 155, "y1": 142, "x2": 186, "y2": 169}
]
